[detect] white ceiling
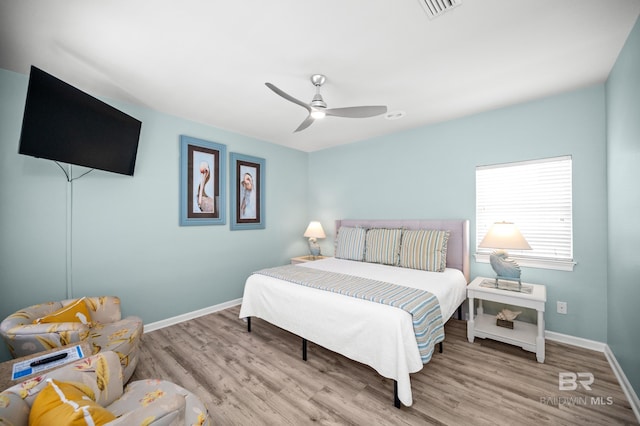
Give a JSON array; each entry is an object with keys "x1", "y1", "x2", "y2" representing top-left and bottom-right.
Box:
[{"x1": 1, "y1": 1, "x2": 639, "y2": 152}]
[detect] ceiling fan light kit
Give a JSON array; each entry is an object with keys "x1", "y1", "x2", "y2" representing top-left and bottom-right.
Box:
[
  {"x1": 310, "y1": 110, "x2": 326, "y2": 120},
  {"x1": 265, "y1": 74, "x2": 388, "y2": 133}
]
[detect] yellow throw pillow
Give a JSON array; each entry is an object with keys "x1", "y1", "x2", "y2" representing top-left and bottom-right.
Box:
[
  {"x1": 29, "y1": 379, "x2": 116, "y2": 426},
  {"x1": 34, "y1": 297, "x2": 91, "y2": 325}
]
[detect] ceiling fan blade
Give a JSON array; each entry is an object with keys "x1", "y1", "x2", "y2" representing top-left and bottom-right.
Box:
[
  {"x1": 294, "y1": 115, "x2": 315, "y2": 132},
  {"x1": 324, "y1": 105, "x2": 388, "y2": 118},
  {"x1": 265, "y1": 83, "x2": 311, "y2": 112}
]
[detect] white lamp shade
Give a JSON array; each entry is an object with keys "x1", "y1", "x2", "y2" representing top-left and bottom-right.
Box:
[
  {"x1": 304, "y1": 221, "x2": 326, "y2": 239},
  {"x1": 478, "y1": 222, "x2": 531, "y2": 250}
]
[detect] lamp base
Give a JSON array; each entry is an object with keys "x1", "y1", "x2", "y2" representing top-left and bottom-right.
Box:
[
  {"x1": 492, "y1": 275, "x2": 522, "y2": 289},
  {"x1": 489, "y1": 250, "x2": 522, "y2": 279},
  {"x1": 480, "y1": 278, "x2": 533, "y2": 294},
  {"x1": 308, "y1": 238, "x2": 321, "y2": 257}
]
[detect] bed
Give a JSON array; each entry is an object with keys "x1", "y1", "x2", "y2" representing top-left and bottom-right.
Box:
[{"x1": 239, "y1": 219, "x2": 469, "y2": 407}]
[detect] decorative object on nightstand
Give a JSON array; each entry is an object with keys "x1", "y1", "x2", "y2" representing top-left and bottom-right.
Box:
[
  {"x1": 496, "y1": 308, "x2": 521, "y2": 329},
  {"x1": 303, "y1": 221, "x2": 326, "y2": 258},
  {"x1": 478, "y1": 221, "x2": 531, "y2": 288}
]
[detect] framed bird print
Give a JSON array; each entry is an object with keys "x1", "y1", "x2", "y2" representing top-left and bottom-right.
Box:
[
  {"x1": 179, "y1": 135, "x2": 226, "y2": 226},
  {"x1": 230, "y1": 152, "x2": 265, "y2": 230}
]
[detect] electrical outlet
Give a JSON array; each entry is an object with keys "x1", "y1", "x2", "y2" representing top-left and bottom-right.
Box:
[{"x1": 557, "y1": 301, "x2": 568, "y2": 314}]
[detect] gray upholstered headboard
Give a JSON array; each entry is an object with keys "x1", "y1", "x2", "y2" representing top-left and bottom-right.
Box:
[{"x1": 334, "y1": 219, "x2": 470, "y2": 283}]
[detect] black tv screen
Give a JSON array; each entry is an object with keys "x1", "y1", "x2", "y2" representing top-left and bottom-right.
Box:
[{"x1": 19, "y1": 66, "x2": 142, "y2": 176}]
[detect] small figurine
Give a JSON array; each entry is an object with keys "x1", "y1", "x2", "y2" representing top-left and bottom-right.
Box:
[
  {"x1": 496, "y1": 309, "x2": 521, "y2": 321},
  {"x1": 490, "y1": 250, "x2": 522, "y2": 281}
]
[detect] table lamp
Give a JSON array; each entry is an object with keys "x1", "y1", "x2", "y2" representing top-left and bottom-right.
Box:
[
  {"x1": 304, "y1": 221, "x2": 326, "y2": 258},
  {"x1": 478, "y1": 221, "x2": 531, "y2": 286}
]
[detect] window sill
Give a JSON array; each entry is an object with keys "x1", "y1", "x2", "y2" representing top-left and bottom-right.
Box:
[{"x1": 474, "y1": 253, "x2": 576, "y2": 272}]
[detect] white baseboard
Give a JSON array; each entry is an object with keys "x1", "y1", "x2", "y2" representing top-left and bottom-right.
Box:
[
  {"x1": 604, "y1": 345, "x2": 640, "y2": 423},
  {"x1": 143, "y1": 298, "x2": 242, "y2": 333},
  {"x1": 545, "y1": 330, "x2": 607, "y2": 352}
]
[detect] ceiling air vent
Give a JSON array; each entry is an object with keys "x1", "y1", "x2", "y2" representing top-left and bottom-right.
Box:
[{"x1": 418, "y1": 0, "x2": 462, "y2": 19}]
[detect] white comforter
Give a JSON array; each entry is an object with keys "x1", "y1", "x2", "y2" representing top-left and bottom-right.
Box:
[{"x1": 238, "y1": 257, "x2": 467, "y2": 406}]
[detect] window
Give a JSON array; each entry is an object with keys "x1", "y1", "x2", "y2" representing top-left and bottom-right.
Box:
[{"x1": 476, "y1": 156, "x2": 574, "y2": 271}]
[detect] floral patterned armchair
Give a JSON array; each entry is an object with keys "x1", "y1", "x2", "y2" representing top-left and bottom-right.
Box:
[
  {"x1": 0, "y1": 350, "x2": 210, "y2": 425},
  {"x1": 0, "y1": 296, "x2": 143, "y2": 382}
]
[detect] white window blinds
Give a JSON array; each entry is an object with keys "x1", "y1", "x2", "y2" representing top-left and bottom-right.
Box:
[{"x1": 476, "y1": 156, "x2": 573, "y2": 265}]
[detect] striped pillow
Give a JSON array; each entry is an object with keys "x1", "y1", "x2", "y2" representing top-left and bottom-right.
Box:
[
  {"x1": 399, "y1": 229, "x2": 450, "y2": 272},
  {"x1": 335, "y1": 226, "x2": 367, "y2": 261},
  {"x1": 364, "y1": 228, "x2": 402, "y2": 266}
]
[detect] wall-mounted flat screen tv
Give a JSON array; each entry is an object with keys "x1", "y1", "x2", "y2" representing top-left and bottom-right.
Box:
[{"x1": 18, "y1": 66, "x2": 142, "y2": 176}]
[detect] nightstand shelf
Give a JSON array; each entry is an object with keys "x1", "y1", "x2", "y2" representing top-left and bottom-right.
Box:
[
  {"x1": 467, "y1": 276, "x2": 546, "y2": 363},
  {"x1": 472, "y1": 312, "x2": 538, "y2": 349}
]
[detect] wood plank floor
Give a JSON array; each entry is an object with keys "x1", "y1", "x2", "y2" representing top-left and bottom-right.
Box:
[{"x1": 130, "y1": 305, "x2": 638, "y2": 425}]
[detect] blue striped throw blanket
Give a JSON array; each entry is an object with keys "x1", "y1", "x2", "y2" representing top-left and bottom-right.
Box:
[{"x1": 253, "y1": 264, "x2": 445, "y2": 364}]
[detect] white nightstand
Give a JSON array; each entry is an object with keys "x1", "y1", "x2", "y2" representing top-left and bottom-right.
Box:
[
  {"x1": 290, "y1": 255, "x2": 329, "y2": 264},
  {"x1": 467, "y1": 276, "x2": 547, "y2": 363}
]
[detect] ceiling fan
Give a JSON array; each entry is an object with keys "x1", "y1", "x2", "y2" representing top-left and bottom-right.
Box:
[{"x1": 265, "y1": 74, "x2": 388, "y2": 133}]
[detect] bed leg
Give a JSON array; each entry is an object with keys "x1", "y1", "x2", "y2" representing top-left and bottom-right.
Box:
[
  {"x1": 302, "y1": 338, "x2": 307, "y2": 361},
  {"x1": 247, "y1": 317, "x2": 251, "y2": 332},
  {"x1": 394, "y1": 380, "x2": 401, "y2": 408},
  {"x1": 439, "y1": 342, "x2": 443, "y2": 353},
  {"x1": 457, "y1": 304, "x2": 463, "y2": 320}
]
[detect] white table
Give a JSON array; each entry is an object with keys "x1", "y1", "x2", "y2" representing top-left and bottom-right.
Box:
[
  {"x1": 0, "y1": 342, "x2": 91, "y2": 391},
  {"x1": 467, "y1": 276, "x2": 546, "y2": 363}
]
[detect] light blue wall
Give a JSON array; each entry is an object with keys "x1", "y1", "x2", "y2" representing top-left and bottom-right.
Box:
[
  {"x1": 606, "y1": 16, "x2": 640, "y2": 396},
  {"x1": 309, "y1": 85, "x2": 608, "y2": 341},
  {"x1": 0, "y1": 68, "x2": 309, "y2": 362}
]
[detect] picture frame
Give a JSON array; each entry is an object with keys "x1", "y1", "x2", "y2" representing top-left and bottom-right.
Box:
[
  {"x1": 179, "y1": 135, "x2": 226, "y2": 226},
  {"x1": 230, "y1": 152, "x2": 265, "y2": 230}
]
